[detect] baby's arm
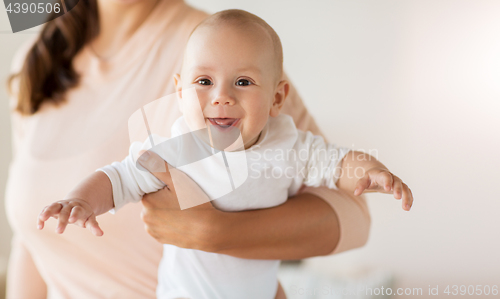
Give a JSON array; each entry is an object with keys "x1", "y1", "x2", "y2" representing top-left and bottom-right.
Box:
[
  {"x1": 336, "y1": 151, "x2": 414, "y2": 210},
  {"x1": 38, "y1": 140, "x2": 166, "y2": 236},
  {"x1": 298, "y1": 131, "x2": 413, "y2": 211},
  {"x1": 37, "y1": 171, "x2": 114, "y2": 236}
]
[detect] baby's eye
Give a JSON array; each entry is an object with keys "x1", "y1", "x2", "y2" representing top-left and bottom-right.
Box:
[
  {"x1": 236, "y1": 79, "x2": 252, "y2": 86},
  {"x1": 197, "y1": 79, "x2": 212, "y2": 86}
]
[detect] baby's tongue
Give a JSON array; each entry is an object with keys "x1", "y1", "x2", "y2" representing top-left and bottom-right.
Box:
[{"x1": 213, "y1": 118, "x2": 236, "y2": 126}]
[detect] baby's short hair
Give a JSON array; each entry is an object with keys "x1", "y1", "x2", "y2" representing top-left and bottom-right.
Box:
[{"x1": 192, "y1": 9, "x2": 284, "y2": 81}]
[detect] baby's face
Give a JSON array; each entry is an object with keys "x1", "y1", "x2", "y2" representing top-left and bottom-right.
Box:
[{"x1": 175, "y1": 24, "x2": 286, "y2": 149}]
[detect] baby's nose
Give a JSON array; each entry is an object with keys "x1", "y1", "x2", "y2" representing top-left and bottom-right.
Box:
[{"x1": 211, "y1": 96, "x2": 235, "y2": 106}]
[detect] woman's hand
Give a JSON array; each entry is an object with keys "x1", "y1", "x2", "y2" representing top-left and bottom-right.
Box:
[
  {"x1": 138, "y1": 150, "x2": 223, "y2": 251},
  {"x1": 138, "y1": 149, "x2": 346, "y2": 260}
]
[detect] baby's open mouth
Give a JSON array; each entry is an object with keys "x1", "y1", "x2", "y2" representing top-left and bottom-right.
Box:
[{"x1": 208, "y1": 118, "x2": 239, "y2": 129}]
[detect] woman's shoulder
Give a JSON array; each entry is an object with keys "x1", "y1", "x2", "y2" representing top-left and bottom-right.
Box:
[
  {"x1": 184, "y1": 2, "x2": 210, "y2": 21},
  {"x1": 173, "y1": 3, "x2": 209, "y2": 38},
  {"x1": 158, "y1": 1, "x2": 209, "y2": 34}
]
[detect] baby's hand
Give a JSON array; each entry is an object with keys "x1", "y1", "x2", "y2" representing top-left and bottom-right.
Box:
[
  {"x1": 353, "y1": 167, "x2": 414, "y2": 211},
  {"x1": 37, "y1": 199, "x2": 104, "y2": 236}
]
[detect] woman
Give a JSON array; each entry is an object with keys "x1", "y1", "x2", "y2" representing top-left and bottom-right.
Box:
[{"x1": 5, "y1": 0, "x2": 371, "y2": 298}]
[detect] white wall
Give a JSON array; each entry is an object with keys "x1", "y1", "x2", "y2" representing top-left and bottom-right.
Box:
[{"x1": 1, "y1": 0, "x2": 500, "y2": 298}]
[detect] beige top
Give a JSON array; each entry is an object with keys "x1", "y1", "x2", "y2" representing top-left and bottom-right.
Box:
[{"x1": 5, "y1": 1, "x2": 370, "y2": 298}]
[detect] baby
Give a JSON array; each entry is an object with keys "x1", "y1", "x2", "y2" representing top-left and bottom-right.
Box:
[{"x1": 38, "y1": 9, "x2": 413, "y2": 299}]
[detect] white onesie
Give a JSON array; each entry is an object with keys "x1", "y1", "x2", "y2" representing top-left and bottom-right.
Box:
[{"x1": 98, "y1": 114, "x2": 351, "y2": 299}]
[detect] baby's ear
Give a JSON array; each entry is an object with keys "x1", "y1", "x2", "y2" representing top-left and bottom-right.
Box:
[
  {"x1": 173, "y1": 74, "x2": 184, "y2": 113},
  {"x1": 269, "y1": 80, "x2": 289, "y2": 117},
  {"x1": 173, "y1": 74, "x2": 182, "y2": 100}
]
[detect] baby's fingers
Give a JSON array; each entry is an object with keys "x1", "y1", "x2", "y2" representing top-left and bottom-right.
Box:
[
  {"x1": 379, "y1": 171, "x2": 394, "y2": 192},
  {"x1": 354, "y1": 175, "x2": 371, "y2": 196},
  {"x1": 68, "y1": 206, "x2": 91, "y2": 228},
  {"x1": 85, "y1": 216, "x2": 104, "y2": 237},
  {"x1": 56, "y1": 203, "x2": 74, "y2": 234},
  {"x1": 401, "y1": 184, "x2": 413, "y2": 211},
  {"x1": 38, "y1": 203, "x2": 63, "y2": 230},
  {"x1": 392, "y1": 176, "x2": 404, "y2": 200}
]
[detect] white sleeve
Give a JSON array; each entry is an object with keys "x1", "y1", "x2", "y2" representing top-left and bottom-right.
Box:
[
  {"x1": 294, "y1": 130, "x2": 352, "y2": 190},
  {"x1": 97, "y1": 141, "x2": 165, "y2": 213}
]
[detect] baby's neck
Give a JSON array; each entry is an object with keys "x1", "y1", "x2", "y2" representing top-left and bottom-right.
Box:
[{"x1": 244, "y1": 132, "x2": 262, "y2": 150}]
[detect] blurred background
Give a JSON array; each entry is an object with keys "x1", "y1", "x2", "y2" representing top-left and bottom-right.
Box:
[{"x1": 1, "y1": 0, "x2": 499, "y2": 298}]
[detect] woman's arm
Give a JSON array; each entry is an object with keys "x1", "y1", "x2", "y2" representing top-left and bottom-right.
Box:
[
  {"x1": 140, "y1": 154, "x2": 370, "y2": 259},
  {"x1": 6, "y1": 236, "x2": 47, "y2": 299},
  {"x1": 203, "y1": 192, "x2": 342, "y2": 259},
  {"x1": 141, "y1": 187, "x2": 340, "y2": 259}
]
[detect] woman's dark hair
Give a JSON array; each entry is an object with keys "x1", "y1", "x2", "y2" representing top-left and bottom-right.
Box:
[{"x1": 8, "y1": 0, "x2": 99, "y2": 115}]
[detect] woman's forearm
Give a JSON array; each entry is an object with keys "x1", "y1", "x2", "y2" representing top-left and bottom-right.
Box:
[
  {"x1": 140, "y1": 152, "x2": 370, "y2": 260},
  {"x1": 209, "y1": 192, "x2": 340, "y2": 260}
]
